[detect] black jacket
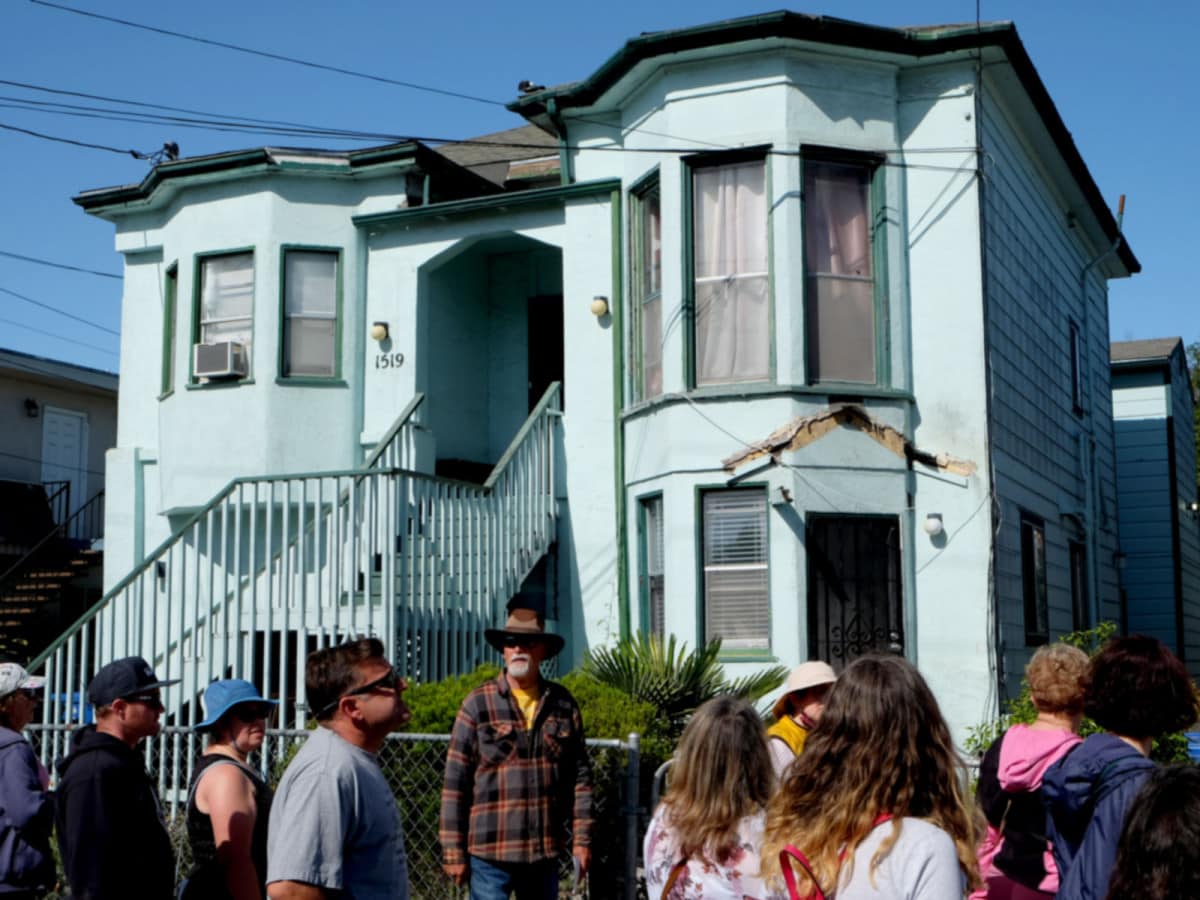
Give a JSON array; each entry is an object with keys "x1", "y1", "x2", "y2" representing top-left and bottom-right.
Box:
[{"x1": 55, "y1": 726, "x2": 175, "y2": 899}]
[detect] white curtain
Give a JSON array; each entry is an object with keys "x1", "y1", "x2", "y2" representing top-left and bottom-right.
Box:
[
  {"x1": 804, "y1": 162, "x2": 875, "y2": 384},
  {"x1": 694, "y1": 160, "x2": 769, "y2": 385},
  {"x1": 200, "y1": 252, "x2": 254, "y2": 350},
  {"x1": 639, "y1": 188, "x2": 664, "y2": 398}
]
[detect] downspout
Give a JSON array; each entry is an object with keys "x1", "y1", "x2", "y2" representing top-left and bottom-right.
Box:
[
  {"x1": 352, "y1": 227, "x2": 370, "y2": 464},
  {"x1": 547, "y1": 99, "x2": 573, "y2": 186},
  {"x1": 1079, "y1": 196, "x2": 1126, "y2": 627},
  {"x1": 610, "y1": 188, "x2": 629, "y2": 640}
]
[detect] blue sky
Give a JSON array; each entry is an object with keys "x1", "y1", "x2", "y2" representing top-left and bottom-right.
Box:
[{"x1": 1, "y1": 0, "x2": 1196, "y2": 374}]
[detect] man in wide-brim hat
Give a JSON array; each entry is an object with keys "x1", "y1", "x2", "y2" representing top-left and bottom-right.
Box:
[{"x1": 441, "y1": 604, "x2": 591, "y2": 899}]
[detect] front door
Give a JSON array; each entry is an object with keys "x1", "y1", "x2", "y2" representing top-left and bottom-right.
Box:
[
  {"x1": 807, "y1": 515, "x2": 903, "y2": 670},
  {"x1": 527, "y1": 294, "x2": 564, "y2": 411},
  {"x1": 41, "y1": 406, "x2": 88, "y2": 528}
]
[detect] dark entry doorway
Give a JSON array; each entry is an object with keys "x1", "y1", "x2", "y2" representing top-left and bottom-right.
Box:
[
  {"x1": 807, "y1": 515, "x2": 903, "y2": 670},
  {"x1": 527, "y1": 295, "x2": 563, "y2": 411}
]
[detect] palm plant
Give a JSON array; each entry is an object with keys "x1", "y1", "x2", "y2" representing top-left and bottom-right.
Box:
[{"x1": 580, "y1": 632, "x2": 787, "y2": 739}]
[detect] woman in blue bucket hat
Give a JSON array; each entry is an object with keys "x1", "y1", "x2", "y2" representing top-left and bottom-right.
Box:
[{"x1": 181, "y1": 679, "x2": 277, "y2": 900}]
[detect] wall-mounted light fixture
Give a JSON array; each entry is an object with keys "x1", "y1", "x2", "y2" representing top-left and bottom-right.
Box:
[
  {"x1": 1114, "y1": 551, "x2": 1128, "y2": 571},
  {"x1": 370, "y1": 321, "x2": 389, "y2": 342},
  {"x1": 23, "y1": 398, "x2": 39, "y2": 418},
  {"x1": 923, "y1": 513, "x2": 944, "y2": 537},
  {"x1": 590, "y1": 296, "x2": 609, "y2": 317}
]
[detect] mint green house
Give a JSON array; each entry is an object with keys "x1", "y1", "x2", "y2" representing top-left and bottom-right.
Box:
[{"x1": 40, "y1": 13, "x2": 1137, "y2": 748}]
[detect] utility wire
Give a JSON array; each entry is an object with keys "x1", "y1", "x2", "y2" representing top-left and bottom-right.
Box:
[
  {"x1": 29, "y1": 0, "x2": 506, "y2": 107},
  {"x1": 0, "y1": 121, "x2": 153, "y2": 158},
  {"x1": 0, "y1": 286, "x2": 120, "y2": 336},
  {"x1": 0, "y1": 318, "x2": 118, "y2": 357},
  {"x1": 0, "y1": 249, "x2": 120, "y2": 280}
]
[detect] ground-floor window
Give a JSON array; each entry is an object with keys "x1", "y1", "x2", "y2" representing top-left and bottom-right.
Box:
[
  {"x1": 807, "y1": 514, "x2": 902, "y2": 669},
  {"x1": 1022, "y1": 513, "x2": 1049, "y2": 645},
  {"x1": 1070, "y1": 540, "x2": 1089, "y2": 633},
  {"x1": 638, "y1": 494, "x2": 665, "y2": 638},
  {"x1": 701, "y1": 488, "x2": 769, "y2": 650}
]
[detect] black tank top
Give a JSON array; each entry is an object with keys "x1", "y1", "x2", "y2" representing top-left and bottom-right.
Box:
[{"x1": 185, "y1": 754, "x2": 274, "y2": 900}]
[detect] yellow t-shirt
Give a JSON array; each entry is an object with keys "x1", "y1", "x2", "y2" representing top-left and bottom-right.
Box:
[{"x1": 512, "y1": 685, "x2": 541, "y2": 730}]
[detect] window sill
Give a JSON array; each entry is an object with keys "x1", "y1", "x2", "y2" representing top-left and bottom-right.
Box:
[
  {"x1": 623, "y1": 382, "x2": 915, "y2": 421},
  {"x1": 716, "y1": 651, "x2": 779, "y2": 664},
  {"x1": 185, "y1": 378, "x2": 255, "y2": 391},
  {"x1": 275, "y1": 377, "x2": 348, "y2": 388}
]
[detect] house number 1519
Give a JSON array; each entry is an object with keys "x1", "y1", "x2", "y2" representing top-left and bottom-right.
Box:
[{"x1": 375, "y1": 352, "x2": 405, "y2": 369}]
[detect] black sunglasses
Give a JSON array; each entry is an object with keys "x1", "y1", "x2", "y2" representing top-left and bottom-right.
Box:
[
  {"x1": 500, "y1": 633, "x2": 549, "y2": 648},
  {"x1": 231, "y1": 703, "x2": 274, "y2": 723},
  {"x1": 317, "y1": 668, "x2": 403, "y2": 718},
  {"x1": 122, "y1": 692, "x2": 164, "y2": 709},
  {"x1": 18, "y1": 688, "x2": 41, "y2": 700}
]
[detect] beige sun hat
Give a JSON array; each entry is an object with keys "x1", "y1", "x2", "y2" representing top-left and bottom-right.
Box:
[{"x1": 771, "y1": 661, "x2": 837, "y2": 719}]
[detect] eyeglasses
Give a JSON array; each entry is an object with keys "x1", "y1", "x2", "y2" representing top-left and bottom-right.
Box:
[
  {"x1": 317, "y1": 667, "x2": 404, "y2": 718},
  {"x1": 122, "y1": 692, "x2": 164, "y2": 709},
  {"x1": 231, "y1": 704, "x2": 273, "y2": 723},
  {"x1": 18, "y1": 688, "x2": 41, "y2": 701},
  {"x1": 501, "y1": 634, "x2": 546, "y2": 648}
]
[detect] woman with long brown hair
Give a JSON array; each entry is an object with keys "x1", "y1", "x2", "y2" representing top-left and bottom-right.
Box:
[
  {"x1": 762, "y1": 654, "x2": 979, "y2": 899},
  {"x1": 643, "y1": 695, "x2": 785, "y2": 900}
]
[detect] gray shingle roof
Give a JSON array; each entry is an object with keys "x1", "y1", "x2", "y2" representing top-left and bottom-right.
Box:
[
  {"x1": 1110, "y1": 337, "x2": 1183, "y2": 363},
  {"x1": 436, "y1": 125, "x2": 558, "y2": 187}
]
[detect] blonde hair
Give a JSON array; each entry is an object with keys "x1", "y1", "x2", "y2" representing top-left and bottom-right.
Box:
[
  {"x1": 762, "y1": 655, "x2": 979, "y2": 893},
  {"x1": 659, "y1": 696, "x2": 773, "y2": 865},
  {"x1": 1026, "y1": 643, "x2": 1089, "y2": 714}
]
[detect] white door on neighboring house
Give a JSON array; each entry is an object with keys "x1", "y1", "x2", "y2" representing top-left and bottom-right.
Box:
[{"x1": 41, "y1": 406, "x2": 88, "y2": 530}]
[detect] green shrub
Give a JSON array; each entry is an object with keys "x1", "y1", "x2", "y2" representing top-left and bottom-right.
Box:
[
  {"x1": 401, "y1": 663, "x2": 501, "y2": 733},
  {"x1": 965, "y1": 622, "x2": 1195, "y2": 764}
]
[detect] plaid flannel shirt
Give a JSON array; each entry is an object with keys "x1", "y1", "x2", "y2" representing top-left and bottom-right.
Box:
[{"x1": 440, "y1": 671, "x2": 593, "y2": 865}]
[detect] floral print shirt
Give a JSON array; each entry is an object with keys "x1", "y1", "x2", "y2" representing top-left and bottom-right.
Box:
[{"x1": 643, "y1": 807, "x2": 786, "y2": 900}]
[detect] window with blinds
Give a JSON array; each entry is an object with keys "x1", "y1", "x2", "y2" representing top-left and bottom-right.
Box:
[
  {"x1": 702, "y1": 488, "x2": 769, "y2": 650},
  {"x1": 640, "y1": 495, "x2": 665, "y2": 637},
  {"x1": 199, "y1": 251, "x2": 254, "y2": 355},
  {"x1": 282, "y1": 249, "x2": 339, "y2": 378}
]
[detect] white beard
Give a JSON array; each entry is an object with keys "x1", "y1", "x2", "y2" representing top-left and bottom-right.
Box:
[{"x1": 508, "y1": 657, "x2": 532, "y2": 679}]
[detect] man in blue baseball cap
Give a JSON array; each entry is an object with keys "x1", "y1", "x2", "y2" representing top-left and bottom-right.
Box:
[{"x1": 55, "y1": 656, "x2": 180, "y2": 899}]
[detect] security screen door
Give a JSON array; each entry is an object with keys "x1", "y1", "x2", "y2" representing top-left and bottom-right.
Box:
[{"x1": 806, "y1": 515, "x2": 903, "y2": 670}]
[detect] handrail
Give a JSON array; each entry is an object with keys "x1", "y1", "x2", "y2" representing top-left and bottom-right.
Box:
[
  {"x1": 0, "y1": 489, "x2": 105, "y2": 585},
  {"x1": 484, "y1": 382, "x2": 561, "y2": 490},
  {"x1": 363, "y1": 393, "x2": 425, "y2": 469}
]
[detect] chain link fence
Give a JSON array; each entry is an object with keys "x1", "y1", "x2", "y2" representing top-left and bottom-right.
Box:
[{"x1": 29, "y1": 726, "x2": 642, "y2": 900}]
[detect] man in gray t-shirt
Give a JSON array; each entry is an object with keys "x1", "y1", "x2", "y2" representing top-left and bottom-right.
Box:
[{"x1": 267, "y1": 638, "x2": 411, "y2": 900}]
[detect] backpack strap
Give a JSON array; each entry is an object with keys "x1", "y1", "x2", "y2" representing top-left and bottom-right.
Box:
[
  {"x1": 779, "y1": 813, "x2": 895, "y2": 900},
  {"x1": 660, "y1": 859, "x2": 688, "y2": 900}
]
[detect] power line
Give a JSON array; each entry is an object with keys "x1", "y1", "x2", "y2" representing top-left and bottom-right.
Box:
[
  {"x1": 0, "y1": 319, "x2": 118, "y2": 357},
  {"x1": 30, "y1": 0, "x2": 506, "y2": 108},
  {"x1": 0, "y1": 447, "x2": 107, "y2": 479},
  {"x1": 0, "y1": 249, "x2": 120, "y2": 280},
  {"x1": 0, "y1": 286, "x2": 120, "y2": 336},
  {"x1": 0, "y1": 120, "x2": 153, "y2": 158}
]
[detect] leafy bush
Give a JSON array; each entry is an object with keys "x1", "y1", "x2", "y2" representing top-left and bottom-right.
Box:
[
  {"x1": 400, "y1": 663, "x2": 500, "y2": 734},
  {"x1": 965, "y1": 622, "x2": 1195, "y2": 764},
  {"x1": 581, "y1": 632, "x2": 787, "y2": 741}
]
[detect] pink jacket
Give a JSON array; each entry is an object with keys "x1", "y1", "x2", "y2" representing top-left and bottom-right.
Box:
[{"x1": 972, "y1": 724, "x2": 1081, "y2": 898}]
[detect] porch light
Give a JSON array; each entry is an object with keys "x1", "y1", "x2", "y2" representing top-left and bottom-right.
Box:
[
  {"x1": 23, "y1": 398, "x2": 39, "y2": 418},
  {"x1": 923, "y1": 513, "x2": 943, "y2": 537},
  {"x1": 590, "y1": 296, "x2": 609, "y2": 317},
  {"x1": 1114, "y1": 551, "x2": 1128, "y2": 570},
  {"x1": 370, "y1": 321, "x2": 389, "y2": 342}
]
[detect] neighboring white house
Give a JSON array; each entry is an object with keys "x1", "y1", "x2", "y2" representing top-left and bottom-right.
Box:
[
  {"x1": 44, "y1": 12, "x2": 1137, "y2": 744},
  {"x1": 1111, "y1": 338, "x2": 1200, "y2": 673}
]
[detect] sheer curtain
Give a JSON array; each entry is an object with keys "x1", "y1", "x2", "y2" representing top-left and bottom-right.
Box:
[
  {"x1": 200, "y1": 252, "x2": 254, "y2": 354},
  {"x1": 804, "y1": 161, "x2": 875, "y2": 384},
  {"x1": 693, "y1": 160, "x2": 769, "y2": 385},
  {"x1": 284, "y1": 250, "x2": 338, "y2": 376}
]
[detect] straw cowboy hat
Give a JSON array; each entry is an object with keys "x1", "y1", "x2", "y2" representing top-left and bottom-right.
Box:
[
  {"x1": 771, "y1": 661, "x2": 837, "y2": 719},
  {"x1": 484, "y1": 607, "x2": 565, "y2": 657}
]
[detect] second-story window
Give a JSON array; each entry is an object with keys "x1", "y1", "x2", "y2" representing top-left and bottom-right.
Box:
[
  {"x1": 1069, "y1": 320, "x2": 1083, "y2": 415},
  {"x1": 199, "y1": 251, "x2": 254, "y2": 361},
  {"x1": 282, "y1": 249, "x2": 340, "y2": 378},
  {"x1": 632, "y1": 178, "x2": 662, "y2": 400},
  {"x1": 692, "y1": 157, "x2": 768, "y2": 387},
  {"x1": 804, "y1": 157, "x2": 878, "y2": 384}
]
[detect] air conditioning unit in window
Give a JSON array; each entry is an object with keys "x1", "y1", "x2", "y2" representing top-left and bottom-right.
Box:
[{"x1": 193, "y1": 341, "x2": 248, "y2": 379}]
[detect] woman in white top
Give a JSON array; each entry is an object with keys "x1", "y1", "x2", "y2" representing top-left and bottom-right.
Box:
[
  {"x1": 762, "y1": 655, "x2": 979, "y2": 899},
  {"x1": 644, "y1": 696, "x2": 786, "y2": 900}
]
